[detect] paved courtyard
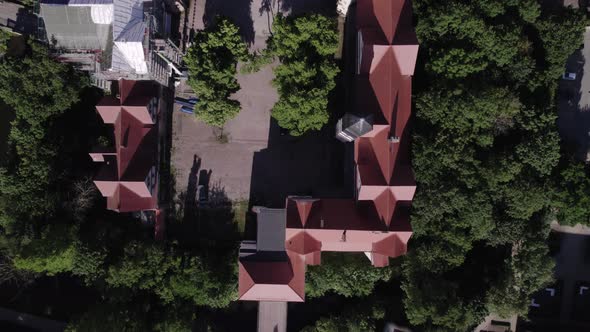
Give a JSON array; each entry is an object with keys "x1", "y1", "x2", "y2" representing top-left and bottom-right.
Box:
[
  {"x1": 172, "y1": 64, "x2": 276, "y2": 201},
  {"x1": 190, "y1": 0, "x2": 335, "y2": 50},
  {"x1": 172, "y1": 0, "x2": 340, "y2": 203}
]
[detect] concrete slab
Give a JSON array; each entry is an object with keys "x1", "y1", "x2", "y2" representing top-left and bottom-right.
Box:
[{"x1": 258, "y1": 301, "x2": 287, "y2": 332}]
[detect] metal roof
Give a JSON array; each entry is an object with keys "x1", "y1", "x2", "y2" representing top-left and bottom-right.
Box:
[
  {"x1": 40, "y1": 3, "x2": 111, "y2": 50},
  {"x1": 113, "y1": 0, "x2": 144, "y2": 42},
  {"x1": 257, "y1": 208, "x2": 287, "y2": 252},
  {"x1": 41, "y1": 0, "x2": 113, "y2": 5}
]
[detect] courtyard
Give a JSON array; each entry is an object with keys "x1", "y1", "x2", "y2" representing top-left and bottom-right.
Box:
[{"x1": 171, "y1": 0, "x2": 347, "y2": 215}]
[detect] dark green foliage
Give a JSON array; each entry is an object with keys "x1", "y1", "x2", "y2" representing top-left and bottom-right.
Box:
[
  {"x1": 12, "y1": 224, "x2": 77, "y2": 275},
  {"x1": 536, "y1": 9, "x2": 586, "y2": 81},
  {"x1": 404, "y1": 0, "x2": 585, "y2": 330},
  {"x1": 552, "y1": 159, "x2": 590, "y2": 226},
  {"x1": 266, "y1": 14, "x2": 340, "y2": 136},
  {"x1": 301, "y1": 301, "x2": 385, "y2": 332},
  {"x1": 305, "y1": 252, "x2": 395, "y2": 298},
  {"x1": 65, "y1": 299, "x2": 150, "y2": 332},
  {"x1": 100, "y1": 240, "x2": 237, "y2": 308},
  {"x1": 486, "y1": 218, "x2": 555, "y2": 318},
  {"x1": 0, "y1": 29, "x2": 12, "y2": 54},
  {"x1": 185, "y1": 18, "x2": 248, "y2": 127},
  {"x1": 0, "y1": 41, "x2": 89, "y2": 224}
]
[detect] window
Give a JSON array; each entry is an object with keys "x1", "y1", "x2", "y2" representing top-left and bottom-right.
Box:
[
  {"x1": 148, "y1": 97, "x2": 159, "y2": 122},
  {"x1": 145, "y1": 166, "x2": 158, "y2": 195}
]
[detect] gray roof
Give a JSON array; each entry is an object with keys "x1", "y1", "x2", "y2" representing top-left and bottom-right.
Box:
[
  {"x1": 41, "y1": 0, "x2": 112, "y2": 4},
  {"x1": 110, "y1": 0, "x2": 146, "y2": 72},
  {"x1": 111, "y1": 45, "x2": 133, "y2": 72},
  {"x1": 113, "y1": 0, "x2": 144, "y2": 42},
  {"x1": 257, "y1": 208, "x2": 286, "y2": 252},
  {"x1": 40, "y1": 4, "x2": 111, "y2": 50}
]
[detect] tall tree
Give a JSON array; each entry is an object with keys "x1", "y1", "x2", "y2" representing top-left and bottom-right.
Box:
[
  {"x1": 0, "y1": 41, "x2": 88, "y2": 224},
  {"x1": 185, "y1": 18, "x2": 248, "y2": 127},
  {"x1": 305, "y1": 253, "x2": 395, "y2": 298},
  {"x1": 266, "y1": 14, "x2": 340, "y2": 136},
  {"x1": 404, "y1": 1, "x2": 585, "y2": 330}
]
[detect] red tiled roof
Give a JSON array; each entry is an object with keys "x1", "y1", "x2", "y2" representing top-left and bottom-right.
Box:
[
  {"x1": 355, "y1": 125, "x2": 397, "y2": 185},
  {"x1": 238, "y1": 0, "x2": 419, "y2": 303},
  {"x1": 285, "y1": 230, "x2": 322, "y2": 255},
  {"x1": 357, "y1": 0, "x2": 404, "y2": 44},
  {"x1": 91, "y1": 79, "x2": 159, "y2": 213},
  {"x1": 285, "y1": 197, "x2": 413, "y2": 232},
  {"x1": 238, "y1": 251, "x2": 305, "y2": 302},
  {"x1": 357, "y1": 0, "x2": 417, "y2": 46}
]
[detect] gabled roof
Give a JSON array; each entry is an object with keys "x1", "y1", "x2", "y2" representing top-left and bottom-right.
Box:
[
  {"x1": 357, "y1": 45, "x2": 416, "y2": 126},
  {"x1": 114, "y1": 110, "x2": 155, "y2": 180},
  {"x1": 357, "y1": 0, "x2": 404, "y2": 44},
  {"x1": 238, "y1": 251, "x2": 305, "y2": 302},
  {"x1": 357, "y1": 0, "x2": 418, "y2": 46},
  {"x1": 355, "y1": 125, "x2": 397, "y2": 185},
  {"x1": 110, "y1": 0, "x2": 148, "y2": 73},
  {"x1": 91, "y1": 79, "x2": 159, "y2": 213},
  {"x1": 372, "y1": 232, "x2": 412, "y2": 258},
  {"x1": 286, "y1": 230, "x2": 322, "y2": 255},
  {"x1": 358, "y1": 46, "x2": 400, "y2": 124},
  {"x1": 286, "y1": 198, "x2": 322, "y2": 228},
  {"x1": 357, "y1": 186, "x2": 416, "y2": 226},
  {"x1": 104, "y1": 182, "x2": 157, "y2": 212}
]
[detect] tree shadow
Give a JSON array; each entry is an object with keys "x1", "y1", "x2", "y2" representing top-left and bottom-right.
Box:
[
  {"x1": 247, "y1": 7, "x2": 351, "y2": 208},
  {"x1": 199, "y1": 182, "x2": 240, "y2": 245},
  {"x1": 170, "y1": 164, "x2": 241, "y2": 248},
  {"x1": 557, "y1": 49, "x2": 588, "y2": 160},
  {"x1": 258, "y1": 0, "x2": 278, "y2": 35},
  {"x1": 4, "y1": 7, "x2": 38, "y2": 36},
  {"x1": 182, "y1": 154, "x2": 202, "y2": 224},
  {"x1": 203, "y1": 0, "x2": 256, "y2": 45},
  {"x1": 248, "y1": 117, "x2": 351, "y2": 209}
]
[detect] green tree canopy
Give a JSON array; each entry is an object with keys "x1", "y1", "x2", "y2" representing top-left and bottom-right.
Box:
[
  {"x1": 306, "y1": 252, "x2": 395, "y2": 298},
  {"x1": 185, "y1": 17, "x2": 248, "y2": 127},
  {"x1": 301, "y1": 303, "x2": 385, "y2": 332},
  {"x1": 0, "y1": 41, "x2": 88, "y2": 224},
  {"x1": 404, "y1": 0, "x2": 584, "y2": 330},
  {"x1": 266, "y1": 14, "x2": 340, "y2": 136}
]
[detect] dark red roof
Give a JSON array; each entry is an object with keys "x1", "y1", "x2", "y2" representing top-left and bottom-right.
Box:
[
  {"x1": 91, "y1": 79, "x2": 159, "y2": 213},
  {"x1": 237, "y1": 0, "x2": 419, "y2": 303},
  {"x1": 357, "y1": 0, "x2": 417, "y2": 45},
  {"x1": 238, "y1": 251, "x2": 305, "y2": 302}
]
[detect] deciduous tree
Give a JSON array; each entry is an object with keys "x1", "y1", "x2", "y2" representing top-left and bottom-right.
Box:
[{"x1": 185, "y1": 18, "x2": 248, "y2": 127}]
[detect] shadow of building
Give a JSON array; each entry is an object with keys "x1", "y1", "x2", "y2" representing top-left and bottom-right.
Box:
[{"x1": 204, "y1": 0, "x2": 256, "y2": 45}]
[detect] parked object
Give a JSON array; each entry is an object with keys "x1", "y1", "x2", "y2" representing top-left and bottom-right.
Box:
[
  {"x1": 174, "y1": 96, "x2": 198, "y2": 108},
  {"x1": 562, "y1": 72, "x2": 577, "y2": 80},
  {"x1": 179, "y1": 106, "x2": 193, "y2": 114}
]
